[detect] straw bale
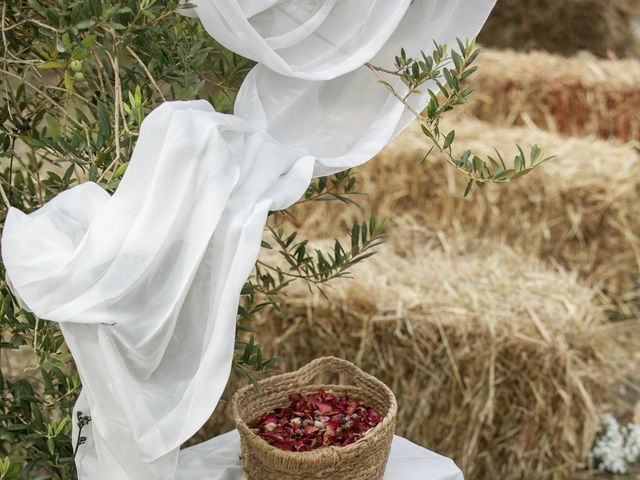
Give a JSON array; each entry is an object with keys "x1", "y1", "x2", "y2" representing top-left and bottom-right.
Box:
[
  {"x1": 465, "y1": 49, "x2": 640, "y2": 141},
  {"x1": 198, "y1": 238, "x2": 621, "y2": 479},
  {"x1": 291, "y1": 116, "x2": 640, "y2": 314},
  {"x1": 479, "y1": 0, "x2": 640, "y2": 59}
]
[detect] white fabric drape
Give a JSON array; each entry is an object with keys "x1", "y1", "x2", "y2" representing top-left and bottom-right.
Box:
[{"x1": 1, "y1": 2, "x2": 495, "y2": 478}]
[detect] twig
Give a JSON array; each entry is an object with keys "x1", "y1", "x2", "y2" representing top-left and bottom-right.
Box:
[
  {"x1": 27, "y1": 18, "x2": 61, "y2": 33},
  {"x1": 7, "y1": 136, "x2": 15, "y2": 200},
  {"x1": 100, "y1": 50, "x2": 123, "y2": 182},
  {"x1": 0, "y1": 176, "x2": 11, "y2": 208},
  {"x1": 2, "y1": 2, "x2": 14, "y2": 122},
  {"x1": 365, "y1": 63, "x2": 487, "y2": 183},
  {"x1": 126, "y1": 46, "x2": 166, "y2": 101},
  {"x1": 73, "y1": 413, "x2": 91, "y2": 459},
  {"x1": 0, "y1": 69, "x2": 84, "y2": 127},
  {"x1": 33, "y1": 317, "x2": 40, "y2": 364},
  {"x1": 91, "y1": 48, "x2": 107, "y2": 94}
]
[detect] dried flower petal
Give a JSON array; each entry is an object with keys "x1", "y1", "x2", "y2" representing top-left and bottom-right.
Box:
[{"x1": 249, "y1": 390, "x2": 382, "y2": 452}]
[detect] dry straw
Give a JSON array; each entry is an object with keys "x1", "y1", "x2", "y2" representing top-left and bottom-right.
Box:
[
  {"x1": 192, "y1": 45, "x2": 640, "y2": 479},
  {"x1": 479, "y1": 0, "x2": 640, "y2": 59},
  {"x1": 465, "y1": 48, "x2": 640, "y2": 141},
  {"x1": 244, "y1": 236, "x2": 619, "y2": 479},
  {"x1": 292, "y1": 116, "x2": 640, "y2": 315},
  {"x1": 198, "y1": 234, "x2": 632, "y2": 479},
  {"x1": 231, "y1": 356, "x2": 396, "y2": 480}
]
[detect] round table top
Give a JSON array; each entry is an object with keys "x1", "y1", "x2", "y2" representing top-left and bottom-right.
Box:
[{"x1": 176, "y1": 430, "x2": 464, "y2": 480}]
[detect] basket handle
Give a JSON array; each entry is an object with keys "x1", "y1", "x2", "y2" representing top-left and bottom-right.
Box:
[{"x1": 285, "y1": 356, "x2": 377, "y2": 390}]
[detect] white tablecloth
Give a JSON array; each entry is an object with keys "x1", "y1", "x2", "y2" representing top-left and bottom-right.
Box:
[{"x1": 176, "y1": 430, "x2": 464, "y2": 480}]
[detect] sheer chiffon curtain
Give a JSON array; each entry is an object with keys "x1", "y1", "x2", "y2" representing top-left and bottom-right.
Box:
[{"x1": 1, "y1": 2, "x2": 496, "y2": 478}]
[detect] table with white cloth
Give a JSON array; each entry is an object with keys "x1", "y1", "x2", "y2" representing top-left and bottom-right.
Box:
[{"x1": 176, "y1": 430, "x2": 464, "y2": 480}]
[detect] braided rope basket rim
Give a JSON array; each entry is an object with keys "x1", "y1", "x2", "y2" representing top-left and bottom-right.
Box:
[{"x1": 231, "y1": 356, "x2": 398, "y2": 478}]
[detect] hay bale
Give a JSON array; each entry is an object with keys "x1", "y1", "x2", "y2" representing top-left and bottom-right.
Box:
[
  {"x1": 199, "y1": 238, "x2": 619, "y2": 479},
  {"x1": 466, "y1": 49, "x2": 640, "y2": 141},
  {"x1": 479, "y1": 0, "x2": 640, "y2": 58},
  {"x1": 291, "y1": 117, "x2": 640, "y2": 314}
]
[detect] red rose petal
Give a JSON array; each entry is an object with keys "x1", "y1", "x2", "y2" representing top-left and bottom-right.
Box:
[{"x1": 251, "y1": 389, "x2": 382, "y2": 452}]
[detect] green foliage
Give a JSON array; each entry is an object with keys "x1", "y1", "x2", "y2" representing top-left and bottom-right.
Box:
[
  {"x1": 0, "y1": 2, "x2": 549, "y2": 477},
  {"x1": 299, "y1": 169, "x2": 362, "y2": 206},
  {"x1": 259, "y1": 216, "x2": 385, "y2": 288},
  {"x1": 0, "y1": 1, "x2": 258, "y2": 476},
  {"x1": 0, "y1": 1, "x2": 382, "y2": 477},
  {"x1": 368, "y1": 38, "x2": 552, "y2": 196},
  {"x1": 0, "y1": 456, "x2": 21, "y2": 479}
]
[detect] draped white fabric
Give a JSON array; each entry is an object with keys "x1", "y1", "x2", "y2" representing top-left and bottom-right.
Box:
[{"x1": 1, "y1": 1, "x2": 495, "y2": 478}]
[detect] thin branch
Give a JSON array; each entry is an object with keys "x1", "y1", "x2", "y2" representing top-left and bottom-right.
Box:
[
  {"x1": 2, "y1": 2, "x2": 14, "y2": 122},
  {"x1": 91, "y1": 48, "x2": 107, "y2": 94},
  {"x1": 99, "y1": 50, "x2": 123, "y2": 182},
  {"x1": 365, "y1": 63, "x2": 486, "y2": 182},
  {"x1": 27, "y1": 18, "x2": 61, "y2": 33},
  {"x1": 0, "y1": 176, "x2": 11, "y2": 208},
  {"x1": 126, "y1": 46, "x2": 166, "y2": 101},
  {"x1": 0, "y1": 69, "x2": 84, "y2": 128}
]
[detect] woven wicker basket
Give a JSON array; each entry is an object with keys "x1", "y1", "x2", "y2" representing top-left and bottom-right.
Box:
[{"x1": 231, "y1": 356, "x2": 397, "y2": 480}]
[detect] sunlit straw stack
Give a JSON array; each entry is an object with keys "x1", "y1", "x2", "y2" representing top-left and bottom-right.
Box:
[
  {"x1": 293, "y1": 116, "x2": 640, "y2": 313},
  {"x1": 466, "y1": 48, "x2": 640, "y2": 141},
  {"x1": 200, "y1": 235, "x2": 620, "y2": 479}
]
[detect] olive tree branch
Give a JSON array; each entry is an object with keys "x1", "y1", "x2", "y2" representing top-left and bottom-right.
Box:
[{"x1": 367, "y1": 38, "x2": 553, "y2": 196}]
